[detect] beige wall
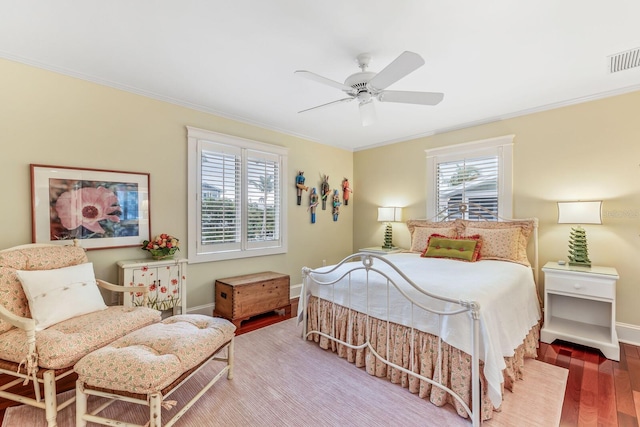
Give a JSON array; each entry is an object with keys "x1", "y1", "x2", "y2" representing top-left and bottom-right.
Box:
[
  {"x1": 0, "y1": 58, "x2": 353, "y2": 309},
  {"x1": 354, "y1": 90, "x2": 640, "y2": 326}
]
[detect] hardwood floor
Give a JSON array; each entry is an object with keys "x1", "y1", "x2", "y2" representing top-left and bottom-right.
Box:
[
  {"x1": 0, "y1": 304, "x2": 638, "y2": 426},
  {"x1": 539, "y1": 340, "x2": 640, "y2": 426}
]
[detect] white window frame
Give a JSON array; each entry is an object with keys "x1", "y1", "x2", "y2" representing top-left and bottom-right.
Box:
[
  {"x1": 425, "y1": 134, "x2": 514, "y2": 219},
  {"x1": 187, "y1": 126, "x2": 288, "y2": 263}
]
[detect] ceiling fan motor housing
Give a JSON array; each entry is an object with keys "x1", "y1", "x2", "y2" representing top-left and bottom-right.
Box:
[
  {"x1": 344, "y1": 71, "x2": 377, "y2": 103},
  {"x1": 344, "y1": 71, "x2": 375, "y2": 91}
]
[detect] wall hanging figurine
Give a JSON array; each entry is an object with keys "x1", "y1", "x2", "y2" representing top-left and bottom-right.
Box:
[
  {"x1": 320, "y1": 174, "x2": 331, "y2": 210},
  {"x1": 308, "y1": 188, "x2": 319, "y2": 223},
  {"x1": 295, "y1": 171, "x2": 309, "y2": 205},
  {"x1": 342, "y1": 177, "x2": 352, "y2": 206},
  {"x1": 332, "y1": 189, "x2": 341, "y2": 221}
]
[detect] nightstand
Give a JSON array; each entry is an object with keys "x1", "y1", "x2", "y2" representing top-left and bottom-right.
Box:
[
  {"x1": 358, "y1": 247, "x2": 405, "y2": 255},
  {"x1": 541, "y1": 261, "x2": 619, "y2": 360}
]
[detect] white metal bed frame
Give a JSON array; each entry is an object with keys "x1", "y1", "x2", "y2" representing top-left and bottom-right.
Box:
[{"x1": 300, "y1": 205, "x2": 539, "y2": 426}]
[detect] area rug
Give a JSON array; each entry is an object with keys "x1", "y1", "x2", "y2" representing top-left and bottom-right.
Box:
[{"x1": 2, "y1": 318, "x2": 567, "y2": 426}]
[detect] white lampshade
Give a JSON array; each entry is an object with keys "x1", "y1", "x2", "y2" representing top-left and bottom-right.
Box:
[
  {"x1": 557, "y1": 201, "x2": 602, "y2": 224},
  {"x1": 377, "y1": 207, "x2": 402, "y2": 222}
]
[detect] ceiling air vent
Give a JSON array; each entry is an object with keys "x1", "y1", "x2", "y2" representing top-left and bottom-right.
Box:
[{"x1": 608, "y1": 47, "x2": 640, "y2": 73}]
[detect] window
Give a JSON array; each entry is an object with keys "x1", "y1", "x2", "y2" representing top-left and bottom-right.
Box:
[
  {"x1": 425, "y1": 135, "x2": 514, "y2": 220},
  {"x1": 187, "y1": 127, "x2": 288, "y2": 262}
]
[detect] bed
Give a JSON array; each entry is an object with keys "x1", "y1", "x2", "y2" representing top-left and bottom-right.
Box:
[{"x1": 299, "y1": 211, "x2": 541, "y2": 426}]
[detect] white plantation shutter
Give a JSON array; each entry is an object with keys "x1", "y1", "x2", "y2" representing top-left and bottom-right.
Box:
[
  {"x1": 426, "y1": 135, "x2": 514, "y2": 220},
  {"x1": 199, "y1": 142, "x2": 241, "y2": 251},
  {"x1": 435, "y1": 155, "x2": 499, "y2": 220},
  {"x1": 188, "y1": 127, "x2": 288, "y2": 262},
  {"x1": 246, "y1": 150, "x2": 281, "y2": 248}
]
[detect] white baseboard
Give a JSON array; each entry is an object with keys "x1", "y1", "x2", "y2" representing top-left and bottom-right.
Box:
[
  {"x1": 186, "y1": 303, "x2": 215, "y2": 316},
  {"x1": 617, "y1": 322, "x2": 640, "y2": 347},
  {"x1": 290, "y1": 283, "x2": 302, "y2": 299}
]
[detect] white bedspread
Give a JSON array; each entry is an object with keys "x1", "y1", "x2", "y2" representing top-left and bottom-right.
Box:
[{"x1": 301, "y1": 253, "x2": 541, "y2": 407}]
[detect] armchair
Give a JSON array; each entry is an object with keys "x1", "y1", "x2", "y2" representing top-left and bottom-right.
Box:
[{"x1": 0, "y1": 242, "x2": 161, "y2": 427}]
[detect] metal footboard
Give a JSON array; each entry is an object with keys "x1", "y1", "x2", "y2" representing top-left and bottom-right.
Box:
[{"x1": 301, "y1": 253, "x2": 481, "y2": 427}]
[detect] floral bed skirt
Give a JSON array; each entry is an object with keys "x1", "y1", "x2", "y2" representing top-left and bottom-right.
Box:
[{"x1": 305, "y1": 296, "x2": 540, "y2": 421}]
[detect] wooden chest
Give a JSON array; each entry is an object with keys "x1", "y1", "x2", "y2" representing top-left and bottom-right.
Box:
[{"x1": 213, "y1": 271, "x2": 291, "y2": 328}]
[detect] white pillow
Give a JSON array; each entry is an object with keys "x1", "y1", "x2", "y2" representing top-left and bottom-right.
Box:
[{"x1": 16, "y1": 262, "x2": 107, "y2": 331}]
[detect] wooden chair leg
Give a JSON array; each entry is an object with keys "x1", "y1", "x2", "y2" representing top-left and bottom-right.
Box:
[
  {"x1": 227, "y1": 338, "x2": 235, "y2": 380},
  {"x1": 149, "y1": 392, "x2": 162, "y2": 427},
  {"x1": 75, "y1": 380, "x2": 87, "y2": 427},
  {"x1": 43, "y1": 369, "x2": 58, "y2": 427}
]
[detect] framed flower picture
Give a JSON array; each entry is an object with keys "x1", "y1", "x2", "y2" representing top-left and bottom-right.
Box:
[{"x1": 30, "y1": 164, "x2": 151, "y2": 250}]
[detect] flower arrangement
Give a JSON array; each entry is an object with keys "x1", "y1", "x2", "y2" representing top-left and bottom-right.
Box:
[{"x1": 142, "y1": 234, "x2": 180, "y2": 260}]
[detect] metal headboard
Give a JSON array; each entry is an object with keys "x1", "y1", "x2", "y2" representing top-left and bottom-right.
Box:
[{"x1": 435, "y1": 202, "x2": 499, "y2": 221}]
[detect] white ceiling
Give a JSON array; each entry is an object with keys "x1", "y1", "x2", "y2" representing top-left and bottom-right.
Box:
[{"x1": 1, "y1": 1, "x2": 639, "y2": 151}]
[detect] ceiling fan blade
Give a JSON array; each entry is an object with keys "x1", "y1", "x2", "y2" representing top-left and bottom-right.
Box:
[
  {"x1": 359, "y1": 101, "x2": 376, "y2": 127},
  {"x1": 378, "y1": 90, "x2": 444, "y2": 105},
  {"x1": 298, "y1": 97, "x2": 354, "y2": 113},
  {"x1": 368, "y1": 51, "x2": 425, "y2": 91},
  {"x1": 295, "y1": 70, "x2": 355, "y2": 93}
]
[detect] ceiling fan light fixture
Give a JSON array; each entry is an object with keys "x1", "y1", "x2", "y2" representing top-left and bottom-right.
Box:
[
  {"x1": 359, "y1": 100, "x2": 376, "y2": 127},
  {"x1": 357, "y1": 91, "x2": 372, "y2": 103}
]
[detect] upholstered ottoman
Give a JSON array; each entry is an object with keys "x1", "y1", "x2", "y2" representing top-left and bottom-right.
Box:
[{"x1": 74, "y1": 314, "x2": 236, "y2": 427}]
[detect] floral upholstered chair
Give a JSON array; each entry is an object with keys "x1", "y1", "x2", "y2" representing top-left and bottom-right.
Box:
[{"x1": 0, "y1": 242, "x2": 162, "y2": 427}]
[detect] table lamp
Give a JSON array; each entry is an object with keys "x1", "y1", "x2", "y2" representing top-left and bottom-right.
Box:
[
  {"x1": 557, "y1": 201, "x2": 602, "y2": 267},
  {"x1": 377, "y1": 207, "x2": 402, "y2": 249}
]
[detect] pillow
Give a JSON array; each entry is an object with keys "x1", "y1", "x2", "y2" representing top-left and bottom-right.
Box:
[
  {"x1": 422, "y1": 234, "x2": 482, "y2": 262},
  {"x1": 16, "y1": 262, "x2": 107, "y2": 331},
  {"x1": 406, "y1": 220, "x2": 460, "y2": 253},
  {"x1": 409, "y1": 226, "x2": 457, "y2": 253},
  {"x1": 460, "y1": 219, "x2": 535, "y2": 266},
  {"x1": 465, "y1": 227, "x2": 520, "y2": 262},
  {"x1": 406, "y1": 219, "x2": 459, "y2": 235}
]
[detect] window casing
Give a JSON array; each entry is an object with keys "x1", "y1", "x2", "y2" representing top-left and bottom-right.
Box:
[
  {"x1": 187, "y1": 127, "x2": 288, "y2": 262},
  {"x1": 426, "y1": 135, "x2": 514, "y2": 220}
]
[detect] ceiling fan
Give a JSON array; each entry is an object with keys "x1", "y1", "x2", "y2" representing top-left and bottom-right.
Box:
[{"x1": 295, "y1": 51, "x2": 443, "y2": 127}]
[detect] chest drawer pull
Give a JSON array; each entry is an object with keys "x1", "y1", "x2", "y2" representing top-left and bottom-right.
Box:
[{"x1": 573, "y1": 283, "x2": 582, "y2": 290}]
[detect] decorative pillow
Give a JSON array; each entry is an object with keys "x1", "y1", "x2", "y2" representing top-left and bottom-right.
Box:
[
  {"x1": 422, "y1": 234, "x2": 482, "y2": 262},
  {"x1": 406, "y1": 220, "x2": 460, "y2": 253},
  {"x1": 460, "y1": 219, "x2": 535, "y2": 266},
  {"x1": 16, "y1": 262, "x2": 107, "y2": 331},
  {"x1": 0, "y1": 245, "x2": 88, "y2": 334},
  {"x1": 406, "y1": 219, "x2": 459, "y2": 235},
  {"x1": 409, "y1": 226, "x2": 457, "y2": 253}
]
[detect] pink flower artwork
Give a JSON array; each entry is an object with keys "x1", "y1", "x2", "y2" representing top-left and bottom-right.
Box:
[{"x1": 54, "y1": 187, "x2": 120, "y2": 234}]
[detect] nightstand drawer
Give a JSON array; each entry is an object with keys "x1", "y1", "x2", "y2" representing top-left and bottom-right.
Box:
[{"x1": 545, "y1": 275, "x2": 614, "y2": 299}]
